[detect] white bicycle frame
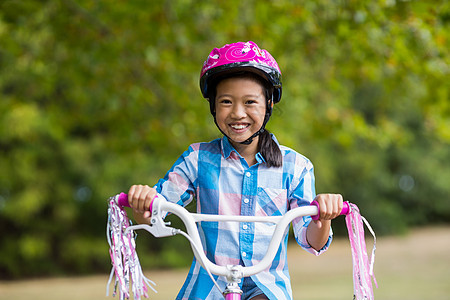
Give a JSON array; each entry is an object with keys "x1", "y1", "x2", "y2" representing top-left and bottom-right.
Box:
[{"x1": 112, "y1": 193, "x2": 350, "y2": 299}]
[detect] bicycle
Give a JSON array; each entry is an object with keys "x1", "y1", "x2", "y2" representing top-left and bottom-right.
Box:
[{"x1": 106, "y1": 193, "x2": 377, "y2": 300}]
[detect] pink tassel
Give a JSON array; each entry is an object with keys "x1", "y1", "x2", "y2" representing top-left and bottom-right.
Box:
[{"x1": 345, "y1": 203, "x2": 378, "y2": 300}]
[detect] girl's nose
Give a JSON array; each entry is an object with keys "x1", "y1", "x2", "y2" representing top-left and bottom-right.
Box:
[{"x1": 231, "y1": 103, "x2": 246, "y2": 118}]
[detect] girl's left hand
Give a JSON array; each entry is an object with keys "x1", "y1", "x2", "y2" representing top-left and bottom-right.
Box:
[{"x1": 313, "y1": 193, "x2": 343, "y2": 228}]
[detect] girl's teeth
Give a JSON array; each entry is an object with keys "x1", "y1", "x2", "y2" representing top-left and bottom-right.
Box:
[{"x1": 231, "y1": 124, "x2": 247, "y2": 129}]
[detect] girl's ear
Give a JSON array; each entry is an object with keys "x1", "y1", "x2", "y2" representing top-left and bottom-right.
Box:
[{"x1": 268, "y1": 98, "x2": 274, "y2": 112}]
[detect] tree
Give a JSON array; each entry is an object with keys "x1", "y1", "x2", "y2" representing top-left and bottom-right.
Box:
[{"x1": 0, "y1": 0, "x2": 448, "y2": 278}]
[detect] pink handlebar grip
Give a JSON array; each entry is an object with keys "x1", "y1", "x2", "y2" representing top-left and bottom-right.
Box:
[
  {"x1": 117, "y1": 192, "x2": 130, "y2": 208},
  {"x1": 311, "y1": 200, "x2": 350, "y2": 221},
  {"x1": 116, "y1": 192, "x2": 156, "y2": 213}
]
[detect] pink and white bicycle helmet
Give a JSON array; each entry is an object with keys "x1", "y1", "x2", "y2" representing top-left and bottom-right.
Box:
[
  {"x1": 200, "y1": 41, "x2": 282, "y2": 145},
  {"x1": 200, "y1": 41, "x2": 282, "y2": 103}
]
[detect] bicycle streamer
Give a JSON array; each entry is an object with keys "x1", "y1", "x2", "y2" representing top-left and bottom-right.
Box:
[
  {"x1": 106, "y1": 196, "x2": 156, "y2": 299},
  {"x1": 345, "y1": 203, "x2": 378, "y2": 300},
  {"x1": 106, "y1": 194, "x2": 377, "y2": 300}
]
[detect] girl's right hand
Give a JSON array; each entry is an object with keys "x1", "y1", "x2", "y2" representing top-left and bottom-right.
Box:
[{"x1": 128, "y1": 184, "x2": 157, "y2": 224}]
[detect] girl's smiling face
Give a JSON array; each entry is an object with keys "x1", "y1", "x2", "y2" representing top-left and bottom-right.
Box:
[{"x1": 215, "y1": 76, "x2": 267, "y2": 148}]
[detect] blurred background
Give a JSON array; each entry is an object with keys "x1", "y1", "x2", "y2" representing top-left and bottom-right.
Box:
[{"x1": 0, "y1": 0, "x2": 449, "y2": 282}]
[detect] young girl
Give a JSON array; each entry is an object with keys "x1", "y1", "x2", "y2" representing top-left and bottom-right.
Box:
[{"x1": 128, "y1": 41, "x2": 343, "y2": 300}]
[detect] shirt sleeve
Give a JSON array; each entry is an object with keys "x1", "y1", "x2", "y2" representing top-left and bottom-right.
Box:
[
  {"x1": 289, "y1": 157, "x2": 333, "y2": 256},
  {"x1": 153, "y1": 144, "x2": 198, "y2": 207}
]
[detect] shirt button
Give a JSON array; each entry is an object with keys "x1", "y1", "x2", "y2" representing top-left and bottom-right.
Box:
[
  {"x1": 243, "y1": 198, "x2": 249, "y2": 204},
  {"x1": 243, "y1": 224, "x2": 248, "y2": 230},
  {"x1": 242, "y1": 252, "x2": 247, "y2": 257},
  {"x1": 245, "y1": 172, "x2": 251, "y2": 177}
]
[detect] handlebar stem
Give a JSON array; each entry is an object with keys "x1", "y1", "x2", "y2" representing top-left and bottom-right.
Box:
[{"x1": 223, "y1": 265, "x2": 244, "y2": 298}]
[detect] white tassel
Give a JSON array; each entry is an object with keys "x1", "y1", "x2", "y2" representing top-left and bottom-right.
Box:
[{"x1": 106, "y1": 195, "x2": 157, "y2": 299}]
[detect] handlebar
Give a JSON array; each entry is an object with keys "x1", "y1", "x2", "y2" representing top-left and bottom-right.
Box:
[
  {"x1": 116, "y1": 192, "x2": 350, "y2": 220},
  {"x1": 109, "y1": 192, "x2": 377, "y2": 300},
  {"x1": 114, "y1": 192, "x2": 350, "y2": 278}
]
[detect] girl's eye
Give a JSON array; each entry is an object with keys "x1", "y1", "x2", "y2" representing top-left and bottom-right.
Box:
[{"x1": 219, "y1": 99, "x2": 232, "y2": 104}]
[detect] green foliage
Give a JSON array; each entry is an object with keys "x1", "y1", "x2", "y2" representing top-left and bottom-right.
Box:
[{"x1": 0, "y1": 0, "x2": 448, "y2": 278}]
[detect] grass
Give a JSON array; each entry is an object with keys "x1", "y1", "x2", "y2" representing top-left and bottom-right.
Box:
[
  {"x1": 0, "y1": 226, "x2": 449, "y2": 299},
  {"x1": 288, "y1": 226, "x2": 450, "y2": 299}
]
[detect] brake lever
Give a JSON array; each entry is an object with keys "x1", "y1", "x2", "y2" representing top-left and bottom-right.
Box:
[{"x1": 125, "y1": 198, "x2": 177, "y2": 238}]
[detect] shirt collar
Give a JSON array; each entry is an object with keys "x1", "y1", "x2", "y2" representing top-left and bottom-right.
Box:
[
  {"x1": 221, "y1": 136, "x2": 235, "y2": 159},
  {"x1": 221, "y1": 136, "x2": 267, "y2": 164}
]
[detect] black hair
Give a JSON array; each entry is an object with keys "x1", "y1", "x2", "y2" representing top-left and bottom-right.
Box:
[
  {"x1": 257, "y1": 129, "x2": 282, "y2": 168},
  {"x1": 207, "y1": 71, "x2": 282, "y2": 168}
]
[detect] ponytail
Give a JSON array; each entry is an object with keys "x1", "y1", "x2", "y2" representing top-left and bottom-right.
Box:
[{"x1": 258, "y1": 129, "x2": 282, "y2": 168}]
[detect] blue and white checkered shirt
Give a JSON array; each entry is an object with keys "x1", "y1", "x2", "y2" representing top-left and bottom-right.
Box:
[{"x1": 154, "y1": 135, "x2": 332, "y2": 300}]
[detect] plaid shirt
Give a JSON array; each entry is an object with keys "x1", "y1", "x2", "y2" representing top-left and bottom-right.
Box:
[{"x1": 154, "y1": 136, "x2": 332, "y2": 300}]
